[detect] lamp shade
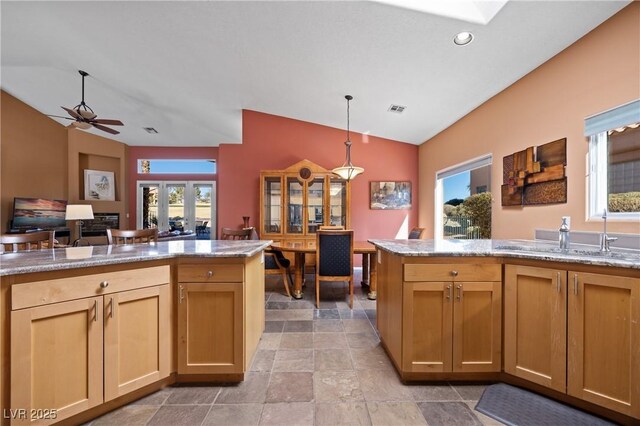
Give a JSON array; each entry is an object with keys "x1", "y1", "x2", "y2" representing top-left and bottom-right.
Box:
[
  {"x1": 332, "y1": 165, "x2": 364, "y2": 180},
  {"x1": 65, "y1": 204, "x2": 94, "y2": 220}
]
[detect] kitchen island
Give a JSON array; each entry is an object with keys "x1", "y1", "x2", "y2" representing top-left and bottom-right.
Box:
[
  {"x1": 369, "y1": 239, "x2": 640, "y2": 424},
  {"x1": 0, "y1": 240, "x2": 271, "y2": 425}
]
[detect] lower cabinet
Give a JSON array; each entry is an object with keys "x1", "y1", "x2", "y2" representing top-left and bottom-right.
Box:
[
  {"x1": 9, "y1": 266, "x2": 171, "y2": 425},
  {"x1": 505, "y1": 265, "x2": 640, "y2": 419}
]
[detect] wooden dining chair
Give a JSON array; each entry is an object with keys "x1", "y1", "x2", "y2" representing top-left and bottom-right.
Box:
[
  {"x1": 318, "y1": 225, "x2": 345, "y2": 230},
  {"x1": 264, "y1": 249, "x2": 292, "y2": 297},
  {"x1": 220, "y1": 227, "x2": 253, "y2": 240},
  {"x1": 315, "y1": 229, "x2": 354, "y2": 309},
  {"x1": 408, "y1": 227, "x2": 426, "y2": 239},
  {"x1": 0, "y1": 231, "x2": 55, "y2": 253},
  {"x1": 107, "y1": 228, "x2": 158, "y2": 245}
]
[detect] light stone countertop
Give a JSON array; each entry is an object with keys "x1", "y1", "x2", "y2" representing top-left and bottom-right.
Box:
[
  {"x1": 368, "y1": 239, "x2": 640, "y2": 270},
  {"x1": 0, "y1": 240, "x2": 273, "y2": 277}
]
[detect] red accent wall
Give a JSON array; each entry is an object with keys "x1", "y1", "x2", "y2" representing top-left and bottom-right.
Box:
[
  {"x1": 127, "y1": 146, "x2": 218, "y2": 229},
  {"x1": 218, "y1": 110, "x2": 419, "y2": 240}
]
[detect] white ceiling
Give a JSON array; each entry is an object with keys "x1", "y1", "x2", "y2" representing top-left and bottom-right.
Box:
[{"x1": 0, "y1": 0, "x2": 630, "y2": 147}]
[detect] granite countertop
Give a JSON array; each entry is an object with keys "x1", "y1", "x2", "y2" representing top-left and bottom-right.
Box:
[
  {"x1": 0, "y1": 240, "x2": 273, "y2": 277},
  {"x1": 368, "y1": 239, "x2": 640, "y2": 270}
]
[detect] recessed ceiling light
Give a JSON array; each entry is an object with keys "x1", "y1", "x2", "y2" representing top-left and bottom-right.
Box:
[{"x1": 454, "y1": 31, "x2": 474, "y2": 46}]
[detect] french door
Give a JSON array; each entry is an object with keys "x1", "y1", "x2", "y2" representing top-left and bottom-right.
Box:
[{"x1": 137, "y1": 181, "x2": 216, "y2": 239}]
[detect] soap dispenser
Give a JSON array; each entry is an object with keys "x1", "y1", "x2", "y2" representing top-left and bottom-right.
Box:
[{"x1": 559, "y1": 217, "x2": 570, "y2": 249}]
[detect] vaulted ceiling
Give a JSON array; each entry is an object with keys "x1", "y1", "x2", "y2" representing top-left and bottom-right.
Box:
[{"x1": 0, "y1": 1, "x2": 630, "y2": 146}]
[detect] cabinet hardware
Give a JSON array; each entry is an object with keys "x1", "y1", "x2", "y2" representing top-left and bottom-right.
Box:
[
  {"x1": 456, "y1": 284, "x2": 462, "y2": 301},
  {"x1": 556, "y1": 272, "x2": 561, "y2": 293},
  {"x1": 446, "y1": 284, "x2": 452, "y2": 300},
  {"x1": 100, "y1": 280, "x2": 109, "y2": 288},
  {"x1": 93, "y1": 300, "x2": 98, "y2": 322},
  {"x1": 207, "y1": 271, "x2": 213, "y2": 278},
  {"x1": 109, "y1": 297, "x2": 114, "y2": 318},
  {"x1": 573, "y1": 274, "x2": 578, "y2": 295},
  {"x1": 179, "y1": 285, "x2": 185, "y2": 303},
  {"x1": 451, "y1": 270, "x2": 459, "y2": 277}
]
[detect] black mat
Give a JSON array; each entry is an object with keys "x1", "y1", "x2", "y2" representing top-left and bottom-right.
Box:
[{"x1": 475, "y1": 383, "x2": 616, "y2": 426}]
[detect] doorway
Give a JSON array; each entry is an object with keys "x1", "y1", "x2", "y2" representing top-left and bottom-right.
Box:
[{"x1": 137, "y1": 181, "x2": 216, "y2": 239}]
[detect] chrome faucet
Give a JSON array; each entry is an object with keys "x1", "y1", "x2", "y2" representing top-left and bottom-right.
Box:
[{"x1": 600, "y1": 209, "x2": 618, "y2": 252}]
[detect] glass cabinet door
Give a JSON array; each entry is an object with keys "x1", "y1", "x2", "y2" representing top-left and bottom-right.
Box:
[
  {"x1": 263, "y1": 177, "x2": 282, "y2": 234},
  {"x1": 329, "y1": 178, "x2": 347, "y2": 227},
  {"x1": 286, "y1": 177, "x2": 303, "y2": 234},
  {"x1": 307, "y1": 178, "x2": 325, "y2": 234}
]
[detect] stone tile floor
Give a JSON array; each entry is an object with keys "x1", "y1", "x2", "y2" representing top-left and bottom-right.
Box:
[{"x1": 88, "y1": 270, "x2": 501, "y2": 425}]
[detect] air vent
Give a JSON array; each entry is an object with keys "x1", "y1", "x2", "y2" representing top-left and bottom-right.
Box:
[
  {"x1": 388, "y1": 104, "x2": 406, "y2": 114},
  {"x1": 143, "y1": 127, "x2": 158, "y2": 134}
]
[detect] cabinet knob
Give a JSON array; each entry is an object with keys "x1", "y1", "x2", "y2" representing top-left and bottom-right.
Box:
[
  {"x1": 207, "y1": 271, "x2": 213, "y2": 278},
  {"x1": 451, "y1": 270, "x2": 459, "y2": 277},
  {"x1": 100, "y1": 281, "x2": 109, "y2": 288}
]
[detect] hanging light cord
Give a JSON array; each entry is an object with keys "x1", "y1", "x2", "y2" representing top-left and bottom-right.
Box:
[{"x1": 344, "y1": 95, "x2": 353, "y2": 166}]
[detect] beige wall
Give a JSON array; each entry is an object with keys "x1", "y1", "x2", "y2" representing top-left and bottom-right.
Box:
[{"x1": 419, "y1": 2, "x2": 640, "y2": 239}]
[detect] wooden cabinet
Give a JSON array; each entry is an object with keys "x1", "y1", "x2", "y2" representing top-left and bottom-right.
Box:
[
  {"x1": 567, "y1": 271, "x2": 640, "y2": 418},
  {"x1": 402, "y1": 263, "x2": 502, "y2": 373},
  {"x1": 504, "y1": 265, "x2": 567, "y2": 392},
  {"x1": 260, "y1": 159, "x2": 350, "y2": 246},
  {"x1": 177, "y1": 255, "x2": 264, "y2": 376},
  {"x1": 9, "y1": 265, "x2": 171, "y2": 424},
  {"x1": 504, "y1": 265, "x2": 640, "y2": 419}
]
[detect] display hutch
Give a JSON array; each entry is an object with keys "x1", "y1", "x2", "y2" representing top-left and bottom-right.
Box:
[{"x1": 259, "y1": 159, "x2": 351, "y2": 260}]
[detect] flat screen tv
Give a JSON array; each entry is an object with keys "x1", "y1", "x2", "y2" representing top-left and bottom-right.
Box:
[{"x1": 12, "y1": 197, "x2": 68, "y2": 230}]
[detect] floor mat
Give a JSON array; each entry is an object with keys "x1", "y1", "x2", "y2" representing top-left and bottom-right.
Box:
[{"x1": 475, "y1": 383, "x2": 616, "y2": 426}]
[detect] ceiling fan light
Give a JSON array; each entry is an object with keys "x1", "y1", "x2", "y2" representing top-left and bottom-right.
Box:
[
  {"x1": 78, "y1": 109, "x2": 97, "y2": 120},
  {"x1": 72, "y1": 121, "x2": 92, "y2": 130}
]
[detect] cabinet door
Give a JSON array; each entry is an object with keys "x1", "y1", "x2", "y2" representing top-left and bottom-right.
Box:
[
  {"x1": 178, "y1": 282, "x2": 243, "y2": 374},
  {"x1": 453, "y1": 282, "x2": 502, "y2": 372},
  {"x1": 402, "y1": 282, "x2": 453, "y2": 373},
  {"x1": 504, "y1": 265, "x2": 566, "y2": 392},
  {"x1": 11, "y1": 297, "x2": 103, "y2": 424},
  {"x1": 261, "y1": 175, "x2": 283, "y2": 236},
  {"x1": 568, "y1": 272, "x2": 640, "y2": 418},
  {"x1": 104, "y1": 285, "x2": 171, "y2": 401}
]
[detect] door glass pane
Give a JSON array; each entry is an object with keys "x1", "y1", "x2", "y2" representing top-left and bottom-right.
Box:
[
  {"x1": 442, "y1": 164, "x2": 491, "y2": 239},
  {"x1": 287, "y1": 178, "x2": 303, "y2": 234},
  {"x1": 330, "y1": 178, "x2": 347, "y2": 227},
  {"x1": 167, "y1": 184, "x2": 186, "y2": 232},
  {"x1": 307, "y1": 178, "x2": 324, "y2": 234},
  {"x1": 140, "y1": 184, "x2": 160, "y2": 230},
  {"x1": 193, "y1": 184, "x2": 212, "y2": 240},
  {"x1": 263, "y1": 177, "x2": 282, "y2": 233}
]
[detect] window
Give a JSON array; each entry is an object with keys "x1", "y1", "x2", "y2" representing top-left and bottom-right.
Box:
[
  {"x1": 435, "y1": 154, "x2": 492, "y2": 240},
  {"x1": 137, "y1": 159, "x2": 216, "y2": 174},
  {"x1": 586, "y1": 100, "x2": 640, "y2": 219}
]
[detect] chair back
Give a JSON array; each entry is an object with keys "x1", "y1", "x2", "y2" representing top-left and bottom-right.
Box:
[
  {"x1": 220, "y1": 227, "x2": 252, "y2": 240},
  {"x1": 318, "y1": 225, "x2": 345, "y2": 230},
  {"x1": 316, "y1": 229, "x2": 354, "y2": 278},
  {"x1": 0, "y1": 231, "x2": 55, "y2": 253},
  {"x1": 408, "y1": 227, "x2": 426, "y2": 239},
  {"x1": 107, "y1": 228, "x2": 158, "y2": 245}
]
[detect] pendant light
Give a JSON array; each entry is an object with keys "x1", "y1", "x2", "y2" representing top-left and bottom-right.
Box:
[{"x1": 332, "y1": 95, "x2": 364, "y2": 181}]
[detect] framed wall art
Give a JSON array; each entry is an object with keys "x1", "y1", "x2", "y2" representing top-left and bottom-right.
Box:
[
  {"x1": 84, "y1": 169, "x2": 115, "y2": 201},
  {"x1": 370, "y1": 181, "x2": 412, "y2": 209}
]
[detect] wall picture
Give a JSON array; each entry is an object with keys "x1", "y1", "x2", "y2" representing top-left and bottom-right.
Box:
[
  {"x1": 84, "y1": 169, "x2": 115, "y2": 201},
  {"x1": 370, "y1": 181, "x2": 412, "y2": 209}
]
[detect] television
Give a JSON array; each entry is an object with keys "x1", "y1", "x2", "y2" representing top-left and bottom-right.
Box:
[{"x1": 12, "y1": 197, "x2": 68, "y2": 230}]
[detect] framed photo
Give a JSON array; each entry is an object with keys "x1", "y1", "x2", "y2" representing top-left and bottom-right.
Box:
[
  {"x1": 84, "y1": 169, "x2": 115, "y2": 201},
  {"x1": 370, "y1": 181, "x2": 412, "y2": 209}
]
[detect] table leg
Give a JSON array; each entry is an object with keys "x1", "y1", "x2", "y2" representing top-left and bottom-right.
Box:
[
  {"x1": 367, "y1": 253, "x2": 377, "y2": 300},
  {"x1": 361, "y1": 253, "x2": 369, "y2": 287},
  {"x1": 293, "y1": 252, "x2": 305, "y2": 299}
]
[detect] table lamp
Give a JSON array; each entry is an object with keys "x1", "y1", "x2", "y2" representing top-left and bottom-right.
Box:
[{"x1": 65, "y1": 204, "x2": 94, "y2": 246}]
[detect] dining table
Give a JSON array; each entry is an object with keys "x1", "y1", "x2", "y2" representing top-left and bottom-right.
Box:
[{"x1": 270, "y1": 240, "x2": 378, "y2": 300}]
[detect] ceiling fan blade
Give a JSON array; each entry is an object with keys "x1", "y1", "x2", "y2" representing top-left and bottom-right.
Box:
[
  {"x1": 92, "y1": 119, "x2": 124, "y2": 126},
  {"x1": 92, "y1": 123, "x2": 120, "y2": 135},
  {"x1": 61, "y1": 106, "x2": 81, "y2": 119},
  {"x1": 47, "y1": 114, "x2": 75, "y2": 120}
]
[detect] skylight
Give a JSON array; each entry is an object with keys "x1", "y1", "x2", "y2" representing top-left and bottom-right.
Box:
[{"x1": 370, "y1": 0, "x2": 509, "y2": 25}]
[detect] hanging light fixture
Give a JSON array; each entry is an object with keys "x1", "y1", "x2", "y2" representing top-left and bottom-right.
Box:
[{"x1": 333, "y1": 95, "x2": 364, "y2": 181}]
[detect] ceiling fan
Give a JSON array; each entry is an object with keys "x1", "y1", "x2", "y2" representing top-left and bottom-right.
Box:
[{"x1": 47, "y1": 70, "x2": 124, "y2": 135}]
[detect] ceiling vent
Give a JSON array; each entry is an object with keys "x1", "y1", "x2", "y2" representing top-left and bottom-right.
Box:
[
  {"x1": 143, "y1": 127, "x2": 158, "y2": 134},
  {"x1": 388, "y1": 104, "x2": 406, "y2": 114}
]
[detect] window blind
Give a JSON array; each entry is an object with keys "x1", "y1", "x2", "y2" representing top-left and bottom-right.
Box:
[
  {"x1": 584, "y1": 99, "x2": 640, "y2": 136},
  {"x1": 436, "y1": 155, "x2": 492, "y2": 180}
]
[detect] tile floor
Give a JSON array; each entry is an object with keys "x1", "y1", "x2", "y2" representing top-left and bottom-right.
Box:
[{"x1": 88, "y1": 270, "x2": 501, "y2": 426}]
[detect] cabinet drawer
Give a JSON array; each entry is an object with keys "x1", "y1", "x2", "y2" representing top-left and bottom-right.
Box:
[
  {"x1": 178, "y1": 264, "x2": 244, "y2": 283},
  {"x1": 12, "y1": 265, "x2": 170, "y2": 310},
  {"x1": 404, "y1": 263, "x2": 501, "y2": 282}
]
